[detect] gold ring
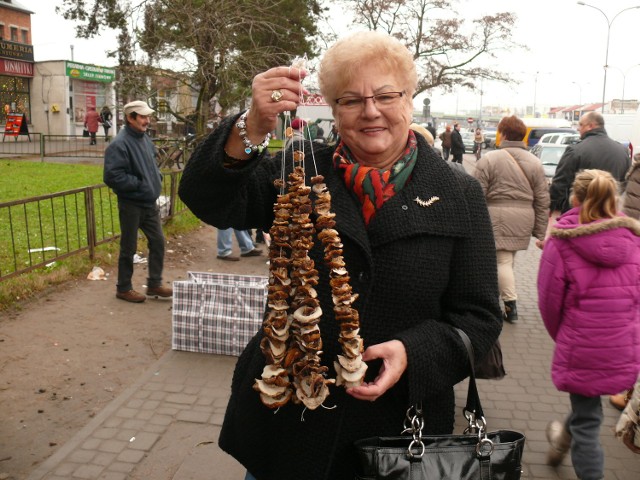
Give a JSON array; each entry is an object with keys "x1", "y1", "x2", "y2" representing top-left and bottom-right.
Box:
[{"x1": 271, "y1": 90, "x2": 283, "y2": 102}]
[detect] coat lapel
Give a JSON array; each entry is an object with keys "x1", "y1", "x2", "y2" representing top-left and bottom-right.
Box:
[{"x1": 367, "y1": 144, "x2": 473, "y2": 247}]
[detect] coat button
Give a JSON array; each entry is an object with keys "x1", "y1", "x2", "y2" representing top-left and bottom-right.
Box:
[
  {"x1": 358, "y1": 271, "x2": 367, "y2": 282},
  {"x1": 402, "y1": 205, "x2": 409, "y2": 210}
]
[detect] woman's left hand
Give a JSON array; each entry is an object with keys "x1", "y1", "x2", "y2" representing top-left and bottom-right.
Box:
[{"x1": 346, "y1": 340, "x2": 408, "y2": 402}]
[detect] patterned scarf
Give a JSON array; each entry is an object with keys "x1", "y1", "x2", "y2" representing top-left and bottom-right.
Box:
[{"x1": 333, "y1": 130, "x2": 418, "y2": 226}]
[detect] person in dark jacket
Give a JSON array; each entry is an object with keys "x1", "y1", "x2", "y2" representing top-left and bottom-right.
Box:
[
  {"x1": 103, "y1": 100, "x2": 172, "y2": 303},
  {"x1": 100, "y1": 105, "x2": 113, "y2": 142},
  {"x1": 547, "y1": 111, "x2": 629, "y2": 221},
  {"x1": 179, "y1": 31, "x2": 501, "y2": 480},
  {"x1": 450, "y1": 122, "x2": 465, "y2": 164}
]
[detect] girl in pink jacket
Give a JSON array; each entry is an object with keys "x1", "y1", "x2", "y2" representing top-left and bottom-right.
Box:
[{"x1": 538, "y1": 169, "x2": 640, "y2": 479}]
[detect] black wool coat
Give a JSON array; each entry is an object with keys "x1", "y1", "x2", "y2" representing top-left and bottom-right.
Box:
[
  {"x1": 178, "y1": 114, "x2": 502, "y2": 480},
  {"x1": 549, "y1": 127, "x2": 630, "y2": 213}
]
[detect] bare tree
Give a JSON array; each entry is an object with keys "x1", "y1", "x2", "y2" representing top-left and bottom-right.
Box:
[
  {"x1": 57, "y1": 0, "x2": 323, "y2": 134},
  {"x1": 341, "y1": 0, "x2": 523, "y2": 97}
]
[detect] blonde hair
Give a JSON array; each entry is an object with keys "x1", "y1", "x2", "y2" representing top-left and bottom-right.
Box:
[
  {"x1": 318, "y1": 31, "x2": 417, "y2": 107},
  {"x1": 410, "y1": 123, "x2": 434, "y2": 146},
  {"x1": 571, "y1": 169, "x2": 618, "y2": 223}
]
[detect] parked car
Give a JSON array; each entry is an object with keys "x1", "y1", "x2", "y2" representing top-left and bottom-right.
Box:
[
  {"x1": 538, "y1": 132, "x2": 580, "y2": 146},
  {"x1": 461, "y1": 131, "x2": 476, "y2": 152},
  {"x1": 530, "y1": 144, "x2": 568, "y2": 183},
  {"x1": 483, "y1": 127, "x2": 497, "y2": 148}
]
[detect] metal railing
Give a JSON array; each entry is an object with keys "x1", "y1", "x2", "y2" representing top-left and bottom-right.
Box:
[
  {"x1": 0, "y1": 171, "x2": 187, "y2": 282},
  {"x1": 0, "y1": 134, "x2": 195, "y2": 161}
]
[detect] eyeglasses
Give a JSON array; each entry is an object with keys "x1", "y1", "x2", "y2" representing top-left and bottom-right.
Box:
[{"x1": 335, "y1": 91, "x2": 405, "y2": 109}]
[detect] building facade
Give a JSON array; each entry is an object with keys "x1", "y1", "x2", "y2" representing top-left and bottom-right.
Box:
[{"x1": 0, "y1": 0, "x2": 34, "y2": 130}]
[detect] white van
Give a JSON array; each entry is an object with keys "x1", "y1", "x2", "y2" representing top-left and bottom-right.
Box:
[
  {"x1": 604, "y1": 112, "x2": 636, "y2": 157},
  {"x1": 538, "y1": 132, "x2": 580, "y2": 146}
]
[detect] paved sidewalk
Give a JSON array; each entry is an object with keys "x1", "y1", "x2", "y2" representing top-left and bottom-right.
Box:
[{"x1": 26, "y1": 156, "x2": 640, "y2": 479}]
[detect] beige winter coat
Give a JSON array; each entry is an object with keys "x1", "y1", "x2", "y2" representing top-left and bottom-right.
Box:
[
  {"x1": 473, "y1": 140, "x2": 550, "y2": 250},
  {"x1": 623, "y1": 153, "x2": 640, "y2": 219}
]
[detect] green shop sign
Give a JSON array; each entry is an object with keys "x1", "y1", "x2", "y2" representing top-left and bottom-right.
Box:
[{"x1": 65, "y1": 61, "x2": 115, "y2": 83}]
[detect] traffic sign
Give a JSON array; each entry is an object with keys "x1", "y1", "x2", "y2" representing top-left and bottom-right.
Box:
[{"x1": 467, "y1": 117, "x2": 474, "y2": 124}]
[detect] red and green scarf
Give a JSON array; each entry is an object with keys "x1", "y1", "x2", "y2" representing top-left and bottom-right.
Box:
[{"x1": 333, "y1": 130, "x2": 418, "y2": 226}]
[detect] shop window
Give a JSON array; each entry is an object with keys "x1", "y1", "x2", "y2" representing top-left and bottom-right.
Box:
[{"x1": 0, "y1": 75, "x2": 31, "y2": 126}]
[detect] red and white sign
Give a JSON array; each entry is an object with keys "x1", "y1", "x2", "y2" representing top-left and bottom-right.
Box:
[
  {"x1": 301, "y1": 93, "x2": 329, "y2": 106},
  {"x1": 0, "y1": 59, "x2": 34, "y2": 77}
]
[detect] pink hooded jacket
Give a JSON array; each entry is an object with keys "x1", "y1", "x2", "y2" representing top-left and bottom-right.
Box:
[{"x1": 538, "y1": 208, "x2": 640, "y2": 396}]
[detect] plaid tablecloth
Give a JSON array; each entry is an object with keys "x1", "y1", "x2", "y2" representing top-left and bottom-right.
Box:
[{"x1": 172, "y1": 272, "x2": 268, "y2": 356}]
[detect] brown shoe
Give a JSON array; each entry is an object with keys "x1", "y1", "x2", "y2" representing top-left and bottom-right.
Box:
[
  {"x1": 610, "y1": 390, "x2": 633, "y2": 411},
  {"x1": 146, "y1": 286, "x2": 173, "y2": 299},
  {"x1": 116, "y1": 290, "x2": 146, "y2": 303},
  {"x1": 217, "y1": 254, "x2": 240, "y2": 261},
  {"x1": 240, "y1": 248, "x2": 263, "y2": 257}
]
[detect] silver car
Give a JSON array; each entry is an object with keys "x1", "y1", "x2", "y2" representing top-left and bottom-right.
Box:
[{"x1": 530, "y1": 144, "x2": 568, "y2": 183}]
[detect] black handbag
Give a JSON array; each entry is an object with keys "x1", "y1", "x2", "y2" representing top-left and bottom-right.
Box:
[
  {"x1": 354, "y1": 329, "x2": 525, "y2": 480},
  {"x1": 82, "y1": 128, "x2": 89, "y2": 137},
  {"x1": 475, "y1": 338, "x2": 506, "y2": 380}
]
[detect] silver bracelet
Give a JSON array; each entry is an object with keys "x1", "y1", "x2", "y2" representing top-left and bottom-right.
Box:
[{"x1": 236, "y1": 110, "x2": 271, "y2": 155}]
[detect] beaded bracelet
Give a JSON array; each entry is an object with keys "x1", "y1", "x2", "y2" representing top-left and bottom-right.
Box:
[{"x1": 236, "y1": 110, "x2": 271, "y2": 155}]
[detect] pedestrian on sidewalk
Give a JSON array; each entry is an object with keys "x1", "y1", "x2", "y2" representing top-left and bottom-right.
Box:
[
  {"x1": 438, "y1": 124, "x2": 452, "y2": 160},
  {"x1": 85, "y1": 106, "x2": 101, "y2": 145},
  {"x1": 473, "y1": 115, "x2": 549, "y2": 323},
  {"x1": 537, "y1": 169, "x2": 640, "y2": 479},
  {"x1": 450, "y1": 122, "x2": 464, "y2": 164},
  {"x1": 100, "y1": 105, "x2": 113, "y2": 142},
  {"x1": 179, "y1": 30, "x2": 501, "y2": 480},
  {"x1": 216, "y1": 228, "x2": 262, "y2": 261},
  {"x1": 546, "y1": 111, "x2": 629, "y2": 235},
  {"x1": 103, "y1": 100, "x2": 172, "y2": 303}
]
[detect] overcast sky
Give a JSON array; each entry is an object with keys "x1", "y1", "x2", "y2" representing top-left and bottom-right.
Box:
[{"x1": 30, "y1": 0, "x2": 640, "y2": 114}]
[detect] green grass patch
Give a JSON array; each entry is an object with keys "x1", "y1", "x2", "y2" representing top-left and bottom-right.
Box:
[
  {"x1": 0, "y1": 160, "x2": 105, "y2": 202},
  {"x1": 0, "y1": 159, "x2": 199, "y2": 311}
]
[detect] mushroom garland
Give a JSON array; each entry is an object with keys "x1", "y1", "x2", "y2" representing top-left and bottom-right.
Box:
[
  {"x1": 254, "y1": 148, "x2": 366, "y2": 411},
  {"x1": 311, "y1": 175, "x2": 367, "y2": 388}
]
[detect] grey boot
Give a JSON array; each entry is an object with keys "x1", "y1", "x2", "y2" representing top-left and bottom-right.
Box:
[{"x1": 503, "y1": 300, "x2": 518, "y2": 323}]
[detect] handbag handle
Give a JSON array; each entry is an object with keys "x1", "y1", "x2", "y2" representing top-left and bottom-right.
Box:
[
  {"x1": 402, "y1": 328, "x2": 493, "y2": 459},
  {"x1": 454, "y1": 328, "x2": 487, "y2": 432}
]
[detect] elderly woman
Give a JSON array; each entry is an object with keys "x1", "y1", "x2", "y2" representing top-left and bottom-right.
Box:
[
  {"x1": 473, "y1": 115, "x2": 550, "y2": 323},
  {"x1": 179, "y1": 31, "x2": 501, "y2": 480}
]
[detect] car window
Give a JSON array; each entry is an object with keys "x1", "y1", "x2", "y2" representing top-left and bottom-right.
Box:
[{"x1": 539, "y1": 146, "x2": 567, "y2": 165}]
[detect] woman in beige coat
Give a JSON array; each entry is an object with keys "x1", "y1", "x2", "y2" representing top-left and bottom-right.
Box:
[
  {"x1": 473, "y1": 115, "x2": 550, "y2": 323},
  {"x1": 623, "y1": 153, "x2": 640, "y2": 219}
]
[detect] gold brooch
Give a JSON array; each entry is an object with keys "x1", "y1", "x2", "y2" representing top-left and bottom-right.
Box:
[{"x1": 413, "y1": 196, "x2": 440, "y2": 207}]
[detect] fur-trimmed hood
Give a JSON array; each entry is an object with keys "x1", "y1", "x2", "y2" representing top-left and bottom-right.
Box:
[{"x1": 550, "y1": 207, "x2": 640, "y2": 268}]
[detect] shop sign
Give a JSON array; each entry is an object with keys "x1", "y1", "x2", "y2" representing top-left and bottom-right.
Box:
[
  {"x1": 0, "y1": 59, "x2": 33, "y2": 77},
  {"x1": 0, "y1": 40, "x2": 34, "y2": 62},
  {"x1": 65, "y1": 61, "x2": 115, "y2": 83}
]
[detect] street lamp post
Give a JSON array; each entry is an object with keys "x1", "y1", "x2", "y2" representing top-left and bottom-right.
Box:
[
  {"x1": 577, "y1": 2, "x2": 640, "y2": 113},
  {"x1": 609, "y1": 64, "x2": 640, "y2": 113},
  {"x1": 533, "y1": 71, "x2": 539, "y2": 117},
  {"x1": 571, "y1": 81, "x2": 589, "y2": 106}
]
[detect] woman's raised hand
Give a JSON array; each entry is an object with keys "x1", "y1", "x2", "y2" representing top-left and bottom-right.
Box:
[{"x1": 245, "y1": 66, "x2": 308, "y2": 139}]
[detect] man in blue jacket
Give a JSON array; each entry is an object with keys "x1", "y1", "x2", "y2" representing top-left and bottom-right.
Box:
[{"x1": 103, "y1": 100, "x2": 172, "y2": 303}]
